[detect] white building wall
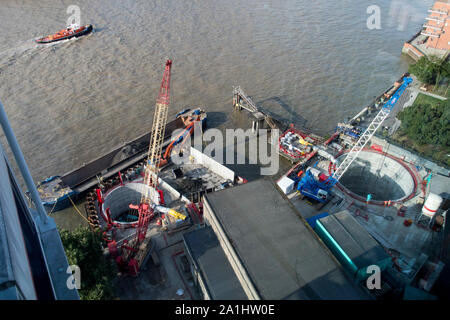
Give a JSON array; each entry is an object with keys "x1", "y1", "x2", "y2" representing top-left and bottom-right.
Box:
[{"x1": 190, "y1": 147, "x2": 235, "y2": 181}]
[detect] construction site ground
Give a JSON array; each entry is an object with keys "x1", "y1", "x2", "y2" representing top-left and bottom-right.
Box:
[
  {"x1": 113, "y1": 224, "x2": 200, "y2": 300},
  {"x1": 286, "y1": 181, "x2": 443, "y2": 263}
]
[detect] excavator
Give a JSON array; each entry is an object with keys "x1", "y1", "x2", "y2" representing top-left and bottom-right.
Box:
[{"x1": 158, "y1": 108, "x2": 204, "y2": 167}]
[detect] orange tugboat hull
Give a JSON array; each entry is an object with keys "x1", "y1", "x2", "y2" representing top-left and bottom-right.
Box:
[{"x1": 36, "y1": 24, "x2": 93, "y2": 44}]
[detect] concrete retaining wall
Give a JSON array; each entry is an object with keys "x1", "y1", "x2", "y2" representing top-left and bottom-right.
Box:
[
  {"x1": 372, "y1": 136, "x2": 449, "y2": 176},
  {"x1": 402, "y1": 43, "x2": 424, "y2": 62},
  {"x1": 102, "y1": 183, "x2": 153, "y2": 219},
  {"x1": 102, "y1": 179, "x2": 190, "y2": 223},
  {"x1": 190, "y1": 147, "x2": 235, "y2": 181},
  {"x1": 338, "y1": 150, "x2": 415, "y2": 201}
]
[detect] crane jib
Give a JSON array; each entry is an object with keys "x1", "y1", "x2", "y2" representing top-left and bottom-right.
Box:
[
  {"x1": 382, "y1": 77, "x2": 412, "y2": 111},
  {"x1": 330, "y1": 76, "x2": 412, "y2": 182}
]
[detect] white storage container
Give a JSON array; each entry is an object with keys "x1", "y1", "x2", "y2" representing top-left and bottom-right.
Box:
[{"x1": 277, "y1": 176, "x2": 295, "y2": 194}]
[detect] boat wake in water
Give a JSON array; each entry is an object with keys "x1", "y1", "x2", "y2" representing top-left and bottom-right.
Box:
[
  {"x1": 0, "y1": 31, "x2": 94, "y2": 71},
  {"x1": 0, "y1": 38, "x2": 40, "y2": 69}
]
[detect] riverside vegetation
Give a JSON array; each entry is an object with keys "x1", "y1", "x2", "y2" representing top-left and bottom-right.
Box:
[
  {"x1": 394, "y1": 93, "x2": 449, "y2": 167},
  {"x1": 59, "y1": 227, "x2": 117, "y2": 300}
]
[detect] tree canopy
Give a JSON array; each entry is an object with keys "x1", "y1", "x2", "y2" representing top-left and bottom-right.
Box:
[
  {"x1": 397, "y1": 97, "x2": 449, "y2": 148},
  {"x1": 59, "y1": 226, "x2": 116, "y2": 300},
  {"x1": 408, "y1": 56, "x2": 450, "y2": 85}
]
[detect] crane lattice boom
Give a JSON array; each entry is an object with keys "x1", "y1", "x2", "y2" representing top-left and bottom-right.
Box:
[
  {"x1": 332, "y1": 76, "x2": 412, "y2": 181},
  {"x1": 297, "y1": 76, "x2": 413, "y2": 204},
  {"x1": 142, "y1": 59, "x2": 172, "y2": 203},
  {"x1": 127, "y1": 59, "x2": 172, "y2": 268}
]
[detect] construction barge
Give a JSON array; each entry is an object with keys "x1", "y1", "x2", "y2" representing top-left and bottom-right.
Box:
[
  {"x1": 36, "y1": 108, "x2": 207, "y2": 212},
  {"x1": 233, "y1": 73, "x2": 412, "y2": 166}
]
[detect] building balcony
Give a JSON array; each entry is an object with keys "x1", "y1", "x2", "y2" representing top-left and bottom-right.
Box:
[
  {"x1": 426, "y1": 16, "x2": 445, "y2": 23},
  {"x1": 423, "y1": 23, "x2": 442, "y2": 31},
  {"x1": 421, "y1": 31, "x2": 440, "y2": 38},
  {"x1": 428, "y1": 9, "x2": 448, "y2": 15}
]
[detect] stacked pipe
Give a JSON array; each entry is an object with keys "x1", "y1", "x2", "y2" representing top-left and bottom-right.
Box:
[{"x1": 85, "y1": 190, "x2": 100, "y2": 231}]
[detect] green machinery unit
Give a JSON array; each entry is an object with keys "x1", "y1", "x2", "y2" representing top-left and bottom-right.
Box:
[{"x1": 315, "y1": 210, "x2": 392, "y2": 283}]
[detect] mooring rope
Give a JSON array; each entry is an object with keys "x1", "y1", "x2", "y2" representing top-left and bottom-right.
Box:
[
  {"x1": 47, "y1": 198, "x2": 58, "y2": 216},
  {"x1": 67, "y1": 194, "x2": 90, "y2": 224}
]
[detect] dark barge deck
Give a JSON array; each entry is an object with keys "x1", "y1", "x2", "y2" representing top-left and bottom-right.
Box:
[{"x1": 37, "y1": 109, "x2": 207, "y2": 211}]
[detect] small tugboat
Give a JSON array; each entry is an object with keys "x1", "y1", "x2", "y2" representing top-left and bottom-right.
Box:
[{"x1": 36, "y1": 24, "x2": 93, "y2": 44}]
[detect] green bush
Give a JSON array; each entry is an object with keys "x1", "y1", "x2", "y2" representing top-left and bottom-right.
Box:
[
  {"x1": 59, "y1": 226, "x2": 116, "y2": 300},
  {"x1": 397, "y1": 97, "x2": 449, "y2": 148},
  {"x1": 408, "y1": 56, "x2": 450, "y2": 85}
]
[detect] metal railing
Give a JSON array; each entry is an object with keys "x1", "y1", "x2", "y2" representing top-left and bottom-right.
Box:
[{"x1": 233, "y1": 86, "x2": 259, "y2": 113}]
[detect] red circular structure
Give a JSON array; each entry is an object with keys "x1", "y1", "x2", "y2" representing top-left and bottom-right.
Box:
[{"x1": 329, "y1": 149, "x2": 419, "y2": 206}]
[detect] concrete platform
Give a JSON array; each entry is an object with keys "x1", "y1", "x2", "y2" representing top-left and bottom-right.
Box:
[
  {"x1": 113, "y1": 229, "x2": 200, "y2": 300},
  {"x1": 159, "y1": 163, "x2": 231, "y2": 197},
  {"x1": 353, "y1": 206, "x2": 434, "y2": 260}
]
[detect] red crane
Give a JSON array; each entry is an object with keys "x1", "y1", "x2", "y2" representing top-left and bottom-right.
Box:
[{"x1": 120, "y1": 59, "x2": 173, "y2": 275}]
